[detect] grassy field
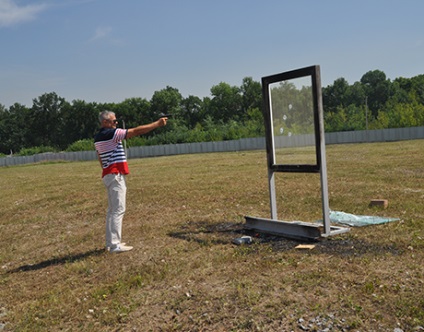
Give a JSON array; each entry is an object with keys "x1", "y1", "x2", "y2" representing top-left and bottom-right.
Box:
[{"x1": 0, "y1": 140, "x2": 423, "y2": 331}]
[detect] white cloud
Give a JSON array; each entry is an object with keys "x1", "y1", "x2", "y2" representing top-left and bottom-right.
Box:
[
  {"x1": 0, "y1": 0, "x2": 47, "y2": 27},
  {"x1": 87, "y1": 26, "x2": 124, "y2": 46},
  {"x1": 89, "y1": 26, "x2": 112, "y2": 42}
]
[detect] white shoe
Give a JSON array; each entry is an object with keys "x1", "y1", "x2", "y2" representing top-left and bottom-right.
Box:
[
  {"x1": 106, "y1": 243, "x2": 126, "y2": 251},
  {"x1": 110, "y1": 245, "x2": 133, "y2": 253}
]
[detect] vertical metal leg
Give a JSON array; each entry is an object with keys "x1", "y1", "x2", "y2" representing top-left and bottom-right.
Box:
[
  {"x1": 268, "y1": 170, "x2": 278, "y2": 220},
  {"x1": 320, "y1": 166, "x2": 331, "y2": 236},
  {"x1": 319, "y1": 134, "x2": 331, "y2": 235}
]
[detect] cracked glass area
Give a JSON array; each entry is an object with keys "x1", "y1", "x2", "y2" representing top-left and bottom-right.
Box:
[{"x1": 269, "y1": 76, "x2": 317, "y2": 166}]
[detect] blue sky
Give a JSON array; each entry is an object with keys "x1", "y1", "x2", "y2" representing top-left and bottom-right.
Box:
[{"x1": 1, "y1": 0, "x2": 423, "y2": 108}]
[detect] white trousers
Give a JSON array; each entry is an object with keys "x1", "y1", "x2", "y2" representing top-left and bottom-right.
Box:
[{"x1": 102, "y1": 173, "x2": 127, "y2": 249}]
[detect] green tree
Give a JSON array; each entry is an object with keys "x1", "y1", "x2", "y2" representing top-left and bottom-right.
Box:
[
  {"x1": 150, "y1": 86, "x2": 183, "y2": 119},
  {"x1": 324, "y1": 106, "x2": 347, "y2": 132},
  {"x1": 394, "y1": 74, "x2": 424, "y2": 104},
  {"x1": 360, "y1": 70, "x2": 391, "y2": 118},
  {"x1": 240, "y1": 77, "x2": 262, "y2": 118},
  {"x1": 385, "y1": 102, "x2": 424, "y2": 128},
  {"x1": 409, "y1": 74, "x2": 424, "y2": 105},
  {"x1": 345, "y1": 104, "x2": 367, "y2": 130},
  {"x1": 389, "y1": 79, "x2": 411, "y2": 104},
  {"x1": 373, "y1": 111, "x2": 390, "y2": 129},
  {"x1": 1, "y1": 103, "x2": 33, "y2": 154},
  {"x1": 323, "y1": 77, "x2": 350, "y2": 114},
  {"x1": 180, "y1": 95, "x2": 204, "y2": 128},
  {"x1": 209, "y1": 82, "x2": 242, "y2": 122},
  {"x1": 0, "y1": 104, "x2": 9, "y2": 154},
  {"x1": 149, "y1": 86, "x2": 183, "y2": 137},
  {"x1": 244, "y1": 107, "x2": 265, "y2": 138},
  {"x1": 116, "y1": 97, "x2": 151, "y2": 129},
  {"x1": 30, "y1": 92, "x2": 70, "y2": 148},
  {"x1": 345, "y1": 81, "x2": 366, "y2": 107},
  {"x1": 59, "y1": 100, "x2": 99, "y2": 149}
]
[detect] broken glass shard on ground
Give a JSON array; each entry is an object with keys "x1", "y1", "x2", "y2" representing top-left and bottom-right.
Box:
[{"x1": 329, "y1": 210, "x2": 400, "y2": 227}]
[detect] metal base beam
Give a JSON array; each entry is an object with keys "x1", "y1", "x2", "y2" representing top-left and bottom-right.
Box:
[{"x1": 244, "y1": 216, "x2": 349, "y2": 241}]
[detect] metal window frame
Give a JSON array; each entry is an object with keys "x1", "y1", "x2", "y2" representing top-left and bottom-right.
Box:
[{"x1": 245, "y1": 65, "x2": 349, "y2": 239}]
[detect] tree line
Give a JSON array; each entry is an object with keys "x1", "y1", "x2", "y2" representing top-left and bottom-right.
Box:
[{"x1": 0, "y1": 70, "x2": 423, "y2": 156}]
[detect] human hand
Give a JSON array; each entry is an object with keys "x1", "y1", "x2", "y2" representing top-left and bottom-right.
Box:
[{"x1": 157, "y1": 117, "x2": 167, "y2": 127}]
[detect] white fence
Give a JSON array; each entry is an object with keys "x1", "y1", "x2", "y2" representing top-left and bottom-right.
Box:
[{"x1": 1, "y1": 126, "x2": 423, "y2": 167}]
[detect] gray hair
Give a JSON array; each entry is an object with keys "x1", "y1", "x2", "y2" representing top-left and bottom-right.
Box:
[{"x1": 99, "y1": 111, "x2": 115, "y2": 124}]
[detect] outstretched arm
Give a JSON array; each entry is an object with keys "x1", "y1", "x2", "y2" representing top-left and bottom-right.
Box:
[{"x1": 126, "y1": 118, "x2": 167, "y2": 139}]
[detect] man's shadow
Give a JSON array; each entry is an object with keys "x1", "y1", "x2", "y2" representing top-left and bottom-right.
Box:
[{"x1": 7, "y1": 248, "x2": 105, "y2": 273}]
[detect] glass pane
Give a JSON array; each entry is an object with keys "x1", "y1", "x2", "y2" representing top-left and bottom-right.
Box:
[{"x1": 269, "y1": 76, "x2": 317, "y2": 166}]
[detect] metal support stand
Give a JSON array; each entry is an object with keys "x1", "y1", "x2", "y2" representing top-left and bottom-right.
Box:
[{"x1": 244, "y1": 65, "x2": 349, "y2": 240}]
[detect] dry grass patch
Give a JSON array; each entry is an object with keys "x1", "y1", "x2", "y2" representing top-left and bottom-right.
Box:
[{"x1": 0, "y1": 140, "x2": 423, "y2": 331}]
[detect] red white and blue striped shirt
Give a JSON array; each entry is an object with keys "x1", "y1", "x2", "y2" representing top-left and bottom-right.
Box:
[{"x1": 94, "y1": 128, "x2": 129, "y2": 178}]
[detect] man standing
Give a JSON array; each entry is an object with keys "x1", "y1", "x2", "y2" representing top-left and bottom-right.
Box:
[{"x1": 94, "y1": 111, "x2": 167, "y2": 253}]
